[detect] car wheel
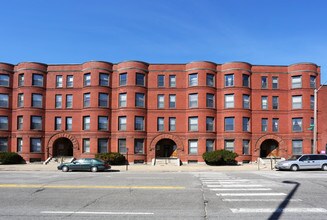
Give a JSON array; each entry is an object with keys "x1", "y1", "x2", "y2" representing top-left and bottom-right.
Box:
[
  {"x1": 290, "y1": 165, "x2": 299, "y2": 171},
  {"x1": 62, "y1": 166, "x2": 69, "y2": 172},
  {"x1": 322, "y1": 164, "x2": 327, "y2": 171},
  {"x1": 91, "y1": 166, "x2": 98, "y2": 172}
]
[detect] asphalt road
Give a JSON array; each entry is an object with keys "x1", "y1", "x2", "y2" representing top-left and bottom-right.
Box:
[{"x1": 0, "y1": 170, "x2": 327, "y2": 219}]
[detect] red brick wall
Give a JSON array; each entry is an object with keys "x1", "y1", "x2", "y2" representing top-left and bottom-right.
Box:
[{"x1": 0, "y1": 61, "x2": 323, "y2": 163}]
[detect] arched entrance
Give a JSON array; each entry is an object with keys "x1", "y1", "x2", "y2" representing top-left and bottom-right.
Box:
[
  {"x1": 53, "y1": 137, "x2": 73, "y2": 157},
  {"x1": 260, "y1": 139, "x2": 279, "y2": 158},
  {"x1": 156, "y1": 139, "x2": 177, "y2": 158}
]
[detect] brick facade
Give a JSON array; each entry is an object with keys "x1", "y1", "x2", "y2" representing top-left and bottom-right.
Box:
[{"x1": 0, "y1": 61, "x2": 325, "y2": 163}]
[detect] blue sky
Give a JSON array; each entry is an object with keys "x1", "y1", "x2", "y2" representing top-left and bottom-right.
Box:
[{"x1": 1, "y1": 0, "x2": 326, "y2": 82}]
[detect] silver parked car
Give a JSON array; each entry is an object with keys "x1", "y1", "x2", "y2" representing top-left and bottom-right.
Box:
[{"x1": 275, "y1": 154, "x2": 327, "y2": 171}]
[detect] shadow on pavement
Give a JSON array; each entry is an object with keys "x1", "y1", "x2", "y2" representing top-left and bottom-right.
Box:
[{"x1": 268, "y1": 180, "x2": 300, "y2": 220}]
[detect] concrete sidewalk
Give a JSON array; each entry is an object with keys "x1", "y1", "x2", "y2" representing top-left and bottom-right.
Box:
[{"x1": 0, "y1": 162, "x2": 273, "y2": 172}]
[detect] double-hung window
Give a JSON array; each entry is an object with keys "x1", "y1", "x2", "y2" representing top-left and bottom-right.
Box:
[
  {"x1": 0, "y1": 94, "x2": 8, "y2": 108},
  {"x1": 242, "y1": 74, "x2": 250, "y2": 87},
  {"x1": 83, "y1": 116, "x2": 90, "y2": 130},
  {"x1": 118, "y1": 116, "x2": 127, "y2": 131},
  {"x1": 189, "y1": 73, "x2": 198, "y2": 86},
  {"x1": 206, "y1": 117, "x2": 214, "y2": 131},
  {"x1": 66, "y1": 95, "x2": 73, "y2": 108},
  {"x1": 225, "y1": 74, "x2": 234, "y2": 87},
  {"x1": 84, "y1": 73, "x2": 91, "y2": 86},
  {"x1": 0, "y1": 76, "x2": 8, "y2": 87},
  {"x1": 262, "y1": 118, "x2": 268, "y2": 132},
  {"x1": 188, "y1": 140, "x2": 198, "y2": 154},
  {"x1": 206, "y1": 94, "x2": 214, "y2": 108},
  {"x1": 30, "y1": 138, "x2": 41, "y2": 152},
  {"x1": 157, "y1": 117, "x2": 164, "y2": 131},
  {"x1": 169, "y1": 117, "x2": 176, "y2": 131},
  {"x1": 206, "y1": 74, "x2": 214, "y2": 87},
  {"x1": 272, "y1": 96, "x2": 279, "y2": 110},
  {"x1": 83, "y1": 93, "x2": 90, "y2": 107},
  {"x1": 119, "y1": 93, "x2": 127, "y2": 107},
  {"x1": 55, "y1": 117, "x2": 62, "y2": 130},
  {"x1": 292, "y1": 76, "x2": 302, "y2": 89},
  {"x1": 56, "y1": 75, "x2": 63, "y2": 88},
  {"x1": 135, "y1": 93, "x2": 145, "y2": 107},
  {"x1": 225, "y1": 140, "x2": 235, "y2": 152},
  {"x1": 31, "y1": 116, "x2": 42, "y2": 130},
  {"x1": 261, "y1": 76, "x2": 268, "y2": 89},
  {"x1": 99, "y1": 73, "x2": 109, "y2": 86},
  {"x1": 0, "y1": 116, "x2": 8, "y2": 130},
  {"x1": 292, "y1": 95, "x2": 302, "y2": 109},
  {"x1": 292, "y1": 118, "x2": 302, "y2": 132},
  {"x1": 118, "y1": 139, "x2": 127, "y2": 154},
  {"x1": 225, "y1": 94, "x2": 234, "y2": 108},
  {"x1": 32, "y1": 74, "x2": 43, "y2": 87},
  {"x1": 243, "y1": 94, "x2": 250, "y2": 109},
  {"x1": 136, "y1": 73, "x2": 145, "y2": 86},
  {"x1": 66, "y1": 75, "x2": 73, "y2": 87},
  {"x1": 189, "y1": 93, "x2": 198, "y2": 108},
  {"x1": 261, "y1": 96, "x2": 268, "y2": 110},
  {"x1": 98, "y1": 116, "x2": 108, "y2": 130},
  {"x1": 55, "y1": 94, "x2": 62, "y2": 108},
  {"x1": 158, "y1": 95, "x2": 164, "y2": 108},
  {"x1": 169, "y1": 95, "x2": 176, "y2": 108},
  {"x1": 272, "y1": 77, "x2": 278, "y2": 89},
  {"x1": 119, "y1": 73, "x2": 127, "y2": 86},
  {"x1": 98, "y1": 93, "x2": 108, "y2": 107},
  {"x1": 310, "y1": 76, "x2": 316, "y2": 88},
  {"x1": 272, "y1": 118, "x2": 279, "y2": 132},
  {"x1": 243, "y1": 117, "x2": 250, "y2": 132},
  {"x1": 18, "y1": 93, "x2": 24, "y2": 107},
  {"x1": 169, "y1": 75, "x2": 176, "y2": 87},
  {"x1": 32, "y1": 94, "x2": 42, "y2": 108},
  {"x1": 158, "y1": 75, "x2": 164, "y2": 87},
  {"x1": 135, "y1": 116, "x2": 144, "y2": 131},
  {"x1": 225, "y1": 117, "x2": 234, "y2": 131}
]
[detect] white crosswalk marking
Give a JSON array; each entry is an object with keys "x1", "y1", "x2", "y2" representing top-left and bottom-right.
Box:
[
  {"x1": 222, "y1": 198, "x2": 302, "y2": 202},
  {"x1": 198, "y1": 174, "x2": 327, "y2": 217},
  {"x1": 207, "y1": 184, "x2": 263, "y2": 188},
  {"x1": 211, "y1": 188, "x2": 271, "y2": 191},
  {"x1": 216, "y1": 193, "x2": 286, "y2": 196},
  {"x1": 230, "y1": 208, "x2": 327, "y2": 213}
]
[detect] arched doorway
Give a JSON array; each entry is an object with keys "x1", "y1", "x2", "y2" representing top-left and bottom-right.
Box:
[
  {"x1": 53, "y1": 137, "x2": 73, "y2": 157},
  {"x1": 156, "y1": 139, "x2": 177, "y2": 158},
  {"x1": 260, "y1": 139, "x2": 279, "y2": 158}
]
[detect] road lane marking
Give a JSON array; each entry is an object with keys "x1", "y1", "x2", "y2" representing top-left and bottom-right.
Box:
[
  {"x1": 41, "y1": 211, "x2": 154, "y2": 215},
  {"x1": 216, "y1": 193, "x2": 286, "y2": 196},
  {"x1": 206, "y1": 185, "x2": 263, "y2": 187},
  {"x1": 230, "y1": 208, "x2": 327, "y2": 213},
  {"x1": 222, "y1": 198, "x2": 302, "y2": 202},
  {"x1": 201, "y1": 179, "x2": 249, "y2": 182},
  {"x1": 0, "y1": 184, "x2": 185, "y2": 190},
  {"x1": 211, "y1": 188, "x2": 271, "y2": 191}
]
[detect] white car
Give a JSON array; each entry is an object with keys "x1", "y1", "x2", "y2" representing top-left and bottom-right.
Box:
[{"x1": 275, "y1": 154, "x2": 327, "y2": 171}]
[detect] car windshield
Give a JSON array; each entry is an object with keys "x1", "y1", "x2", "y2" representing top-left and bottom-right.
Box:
[{"x1": 287, "y1": 155, "x2": 301, "y2": 160}]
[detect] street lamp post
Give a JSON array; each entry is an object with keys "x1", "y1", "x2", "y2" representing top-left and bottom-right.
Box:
[{"x1": 313, "y1": 81, "x2": 327, "y2": 154}]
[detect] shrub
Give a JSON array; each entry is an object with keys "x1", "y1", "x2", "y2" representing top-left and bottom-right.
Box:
[
  {"x1": 202, "y1": 149, "x2": 238, "y2": 166},
  {"x1": 95, "y1": 152, "x2": 126, "y2": 165},
  {"x1": 0, "y1": 152, "x2": 25, "y2": 164}
]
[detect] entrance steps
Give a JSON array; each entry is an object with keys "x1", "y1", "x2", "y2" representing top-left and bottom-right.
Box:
[
  {"x1": 44, "y1": 156, "x2": 75, "y2": 165},
  {"x1": 153, "y1": 157, "x2": 181, "y2": 166},
  {"x1": 257, "y1": 157, "x2": 284, "y2": 170}
]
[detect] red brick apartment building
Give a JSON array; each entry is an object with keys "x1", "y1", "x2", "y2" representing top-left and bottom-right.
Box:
[{"x1": 0, "y1": 61, "x2": 326, "y2": 164}]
